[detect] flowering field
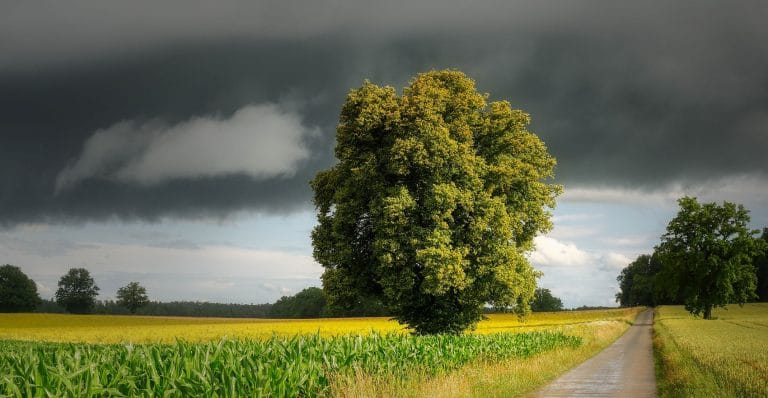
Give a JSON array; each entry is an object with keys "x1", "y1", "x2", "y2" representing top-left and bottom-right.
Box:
[
  {"x1": 0, "y1": 308, "x2": 641, "y2": 397},
  {"x1": 654, "y1": 303, "x2": 768, "y2": 398},
  {"x1": 0, "y1": 308, "x2": 638, "y2": 344}
]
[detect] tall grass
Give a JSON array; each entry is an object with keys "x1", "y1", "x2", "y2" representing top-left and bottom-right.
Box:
[{"x1": 0, "y1": 331, "x2": 580, "y2": 397}]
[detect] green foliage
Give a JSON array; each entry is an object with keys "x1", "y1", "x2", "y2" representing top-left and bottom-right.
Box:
[
  {"x1": 530, "y1": 288, "x2": 563, "y2": 312},
  {"x1": 269, "y1": 287, "x2": 327, "y2": 318},
  {"x1": 0, "y1": 265, "x2": 41, "y2": 313},
  {"x1": 655, "y1": 197, "x2": 767, "y2": 319},
  {"x1": 116, "y1": 282, "x2": 150, "y2": 314},
  {"x1": 615, "y1": 253, "x2": 664, "y2": 307},
  {"x1": 326, "y1": 294, "x2": 389, "y2": 317},
  {"x1": 311, "y1": 70, "x2": 560, "y2": 334},
  {"x1": 0, "y1": 331, "x2": 580, "y2": 397},
  {"x1": 754, "y1": 229, "x2": 768, "y2": 301},
  {"x1": 55, "y1": 268, "x2": 99, "y2": 314}
]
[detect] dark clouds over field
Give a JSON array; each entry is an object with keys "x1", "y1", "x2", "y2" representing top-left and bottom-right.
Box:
[{"x1": 2, "y1": 0, "x2": 767, "y2": 225}]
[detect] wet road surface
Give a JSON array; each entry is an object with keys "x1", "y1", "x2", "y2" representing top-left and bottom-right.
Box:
[{"x1": 528, "y1": 309, "x2": 656, "y2": 397}]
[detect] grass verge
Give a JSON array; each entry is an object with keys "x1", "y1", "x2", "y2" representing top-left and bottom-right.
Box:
[{"x1": 329, "y1": 307, "x2": 643, "y2": 397}]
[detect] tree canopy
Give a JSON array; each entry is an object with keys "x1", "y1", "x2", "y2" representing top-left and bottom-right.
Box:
[
  {"x1": 55, "y1": 268, "x2": 100, "y2": 314},
  {"x1": 311, "y1": 70, "x2": 560, "y2": 334},
  {"x1": 615, "y1": 253, "x2": 663, "y2": 307},
  {"x1": 269, "y1": 287, "x2": 327, "y2": 318},
  {"x1": 530, "y1": 288, "x2": 563, "y2": 312},
  {"x1": 655, "y1": 197, "x2": 766, "y2": 319},
  {"x1": 116, "y1": 281, "x2": 150, "y2": 314},
  {"x1": 755, "y1": 228, "x2": 768, "y2": 301},
  {"x1": 0, "y1": 264, "x2": 42, "y2": 312}
]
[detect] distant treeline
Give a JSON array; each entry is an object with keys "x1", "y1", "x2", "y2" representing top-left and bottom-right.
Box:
[
  {"x1": 36, "y1": 299, "x2": 274, "y2": 318},
  {"x1": 34, "y1": 287, "x2": 389, "y2": 319},
  {"x1": 31, "y1": 286, "x2": 571, "y2": 318}
]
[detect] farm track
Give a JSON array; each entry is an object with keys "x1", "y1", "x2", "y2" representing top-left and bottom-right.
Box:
[{"x1": 528, "y1": 309, "x2": 656, "y2": 397}]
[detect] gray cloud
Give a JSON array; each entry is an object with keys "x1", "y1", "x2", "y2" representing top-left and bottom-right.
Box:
[
  {"x1": 1, "y1": 0, "x2": 767, "y2": 225},
  {"x1": 56, "y1": 103, "x2": 314, "y2": 191}
]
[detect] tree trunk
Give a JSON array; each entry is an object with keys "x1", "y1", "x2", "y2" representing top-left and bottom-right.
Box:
[{"x1": 703, "y1": 305, "x2": 712, "y2": 320}]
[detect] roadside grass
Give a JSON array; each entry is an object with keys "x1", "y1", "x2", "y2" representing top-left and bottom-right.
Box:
[
  {"x1": 330, "y1": 307, "x2": 644, "y2": 397},
  {"x1": 654, "y1": 303, "x2": 768, "y2": 398}
]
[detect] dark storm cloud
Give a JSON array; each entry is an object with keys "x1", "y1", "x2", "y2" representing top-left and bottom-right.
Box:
[{"x1": 1, "y1": 1, "x2": 767, "y2": 225}]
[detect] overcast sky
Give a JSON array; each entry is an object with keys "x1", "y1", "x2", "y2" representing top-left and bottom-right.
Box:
[{"x1": 1, "y1": 0, "x2": 767, "y2": 307}]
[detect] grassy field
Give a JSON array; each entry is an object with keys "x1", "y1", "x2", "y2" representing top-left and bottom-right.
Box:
[
  {"x1": 654, "y1": 303, "x2": 768, "y2": 398},
  {"x1": 0, "y1": 308, "x2": 643, "y2": 397}
]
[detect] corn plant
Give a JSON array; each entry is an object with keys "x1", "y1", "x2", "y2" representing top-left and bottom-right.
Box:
[{"x1": 0, "y1": 331, "x2": 580, "y2": 397}]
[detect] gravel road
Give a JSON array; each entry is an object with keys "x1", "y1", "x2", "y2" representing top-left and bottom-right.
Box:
[{"x1": 528, "y1": 309, "x2": 656, "y2": 397}]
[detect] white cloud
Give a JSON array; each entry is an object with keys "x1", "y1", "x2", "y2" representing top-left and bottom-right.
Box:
[
  {"x1": 56, "y1": 103, "x2": 315, "y2": 191},
  {"x1": 603, "y1": 252, "x2": 632, "y2": 270},
  {"x1": 552, "y1": 213, "x2": 603, "y2": 223},
  {"x1": 530, "y1": 236, "x2": 635, "y2": 307},
  {"x1": 599, "y1": 236, "x2": 652, "y2": 248},
  {"x1": 547, "y1": 225, "x2": 600, "y2": 240},
  {"x1": 530, "y1": 236, "x2": 632, "y2": 271},
  {"x1": 529, "y1": 236, "x2": 592, "y2": 267}
]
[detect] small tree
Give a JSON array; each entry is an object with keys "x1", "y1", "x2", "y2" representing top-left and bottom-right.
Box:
[
  {"x1": 656, "y1": 197, "x2": 767, "y2": 319},
  {"x1": 0, "y1": 264, "x2": 42, "y2": 312},
  {"x1": 55, "y1": 268, "x2": 99, "y2": 314},
  {"x1": 116, "y1": 282, "x2": 150, "y2": 314},
  {"x1": 530, "y1": 288, "x2": 564, "y2": 312},
  {"x1": 312, "y1": 70, "x2": 559, "y2": 334}
]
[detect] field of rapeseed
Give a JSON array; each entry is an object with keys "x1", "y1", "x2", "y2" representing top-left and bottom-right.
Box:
[
  {"x1": 654, "y1": 303, "x2": 768, "y2": 398},
  {"x1": 0, "y1": 308, "x2": 638, "y2": 343}
]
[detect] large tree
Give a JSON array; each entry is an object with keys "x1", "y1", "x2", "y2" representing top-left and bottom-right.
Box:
[
  {"x1": 116, "y1": 281, "x2": 150, "y2": 314},
  {"x1": 0, "y1": 264, "x2": 42, "y2": 312},
  {"x1": 311, "y1": 70, "x2": 560, "y2": 334},
  {"x1": 55, "y1": 268, "x2": 99, "y2": 314},
  {"x1": 656, "y1": 197, "x2": 766, "y2": 319}
]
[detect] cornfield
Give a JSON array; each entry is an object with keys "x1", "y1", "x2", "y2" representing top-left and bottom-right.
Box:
[{"x1": 0, "y1": 331, "x2": 580, "y2": 397}]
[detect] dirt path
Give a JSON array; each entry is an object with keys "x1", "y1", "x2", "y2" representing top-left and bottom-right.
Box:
[{"x1": 528, "y1": 309, "x2": 656, "y2": 397}]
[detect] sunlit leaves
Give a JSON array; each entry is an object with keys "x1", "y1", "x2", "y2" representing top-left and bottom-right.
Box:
[{"x1": 312, "y1": 70, "x2": 560, "y2": 334}]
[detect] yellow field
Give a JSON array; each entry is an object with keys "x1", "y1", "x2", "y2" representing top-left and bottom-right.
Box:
[
  {"x1": 654, "y1": 303, "x2": 768, "y2": 398},
  {"x1": 0, "y1": 307, "x2": 639, "y2": 344}
]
